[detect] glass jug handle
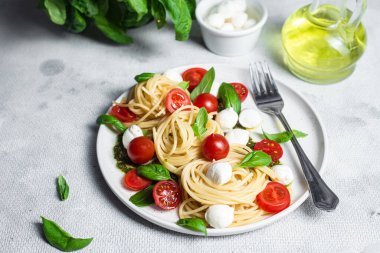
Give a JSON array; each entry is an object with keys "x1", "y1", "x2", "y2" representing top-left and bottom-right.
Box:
[{"x1": 348, "y1": 0, "x2": 367, "y2": 29}]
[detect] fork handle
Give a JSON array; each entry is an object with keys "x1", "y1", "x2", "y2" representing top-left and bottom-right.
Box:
[{"x1": 276, "y1": 112, "x2": 339, "y2": 211}]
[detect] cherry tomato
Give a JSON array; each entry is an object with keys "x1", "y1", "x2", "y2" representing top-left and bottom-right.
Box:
[
  {"x1": 127, "y1": 136, "x2": 155, "y2": 164},
  {"x1": 202, "y1": 134, "x2": 230, "y2": 161},
  {"x1": 193, "y1": 93, "x2": 218, "y2": 113},
  {"x1": 153, "y1": 180, "x2": 181, "y2": 210},
  {"x1": 181, "y1": 68, "x2": 207, "y2": 91},
  {"x1": 109, "y1": 105, "x2": 137, "y2": 122},
  {"x1": 256, "y1": 182, "x2": 290, "y2": 213},
  {"x1": 254, "y1": 139, "x2": 283, "y2": 161},
  {"x1": 230, "y1": 83, "x2": 249, "y2": 102},
  {"x1": 123, "y1": 169, "x2": 152, "y2": 191},
  {"x1": 165, "y1": 88, "x2": 191, "y2": 113}
]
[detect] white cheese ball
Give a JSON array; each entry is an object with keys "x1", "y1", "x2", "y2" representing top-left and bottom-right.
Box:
[
  {"x1": 225, "y1": 128, "x2": 249, "y2": 145},
  {"x1": 205, "y1": 205, "x2": 234, "y2": 228},
  {"x1": 163, "y1": 70, "x2": 183, "y2": 83},
  {"x1": 215, "y1": 108, "x2": 239, "y2": 132},
  {"x1": 207, "y1": 13, "x2": 225, "y2": 29},
  {"x1": 239, "y1": 108, "x2": 262, "y2": 129},
  {"x1": 217, "y1": 1, "x2": 238, "y2": 19},
  {"x1": 243, "y1": 18, "x2": 257, "y2": 29},
  {"x1": 231, "y1": 12, "x2": 248, "y2": 29},
  {"x1": 206, "y1": 162, "x2": 232, "y2": 185},
  {"x1": 233, "y1": 0, "x2": 247, "y2": 12},
  {"x1": 272, "y1": 165, "x2": 295, "y2": 185},
  {"x1": 220, "y1": 23, "x2": 235, "y2": 32},
  {"x1": 122, "y1": 125, "x2": 144, "y2": 149}
]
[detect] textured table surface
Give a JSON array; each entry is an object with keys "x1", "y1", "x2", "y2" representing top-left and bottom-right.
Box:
[{"x1": 1, "y1": 0, "x2": 380, "y2": 252}]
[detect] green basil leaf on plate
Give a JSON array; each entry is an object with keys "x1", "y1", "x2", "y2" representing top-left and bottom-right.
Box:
[
  {"x1": 238, "y1": 151, "x2": 272, "y2": 168},
  {"x1": 218, "y1": 82, "x2": 241, "y2": 114},
  {"x1": 293, "y1": 130, "x2": 308, "y2": 138},
  {"x1": 151, "y1": 0, "x2": 166, "y2": 28},
  {"x1": 137, "y1": 164, "x2": 171, "y2": 181},
  {"x1": 263, "y1": 129, "x2": 308, "y2": 143},
  {"x1": 177, "y1": 218, "x2": 207, "y2": 236},
  {"x1": 41, "y1": 216, "x2": 93, "y2": 252},
  {"x1": 178, "y1": 81, "x2": 189, "y2": 90},
  {"x1": 135, "y1": 72, "x2": 155, "y2": 82},
  {"x1": 192, "y1": 107, "x2": 208, "y2": 140},
  {"x1": 70, "y1": 0, "x2": 99, "y2": 17},
  {"x1": 129, "y1": 185, "x2": 155, "y2": 207},
  {"x1": 94, "y1": 15, "x2": 133, "y2": 44},
  {"x1": 57, "y1": 175, "x2": 69, "y2": 201},
  {"x1": 190, "y1": 67, "x2": 215, "y2": 101},
  {"x1": 96, "y1": 114, "x2": 127, "y2": 133},
  {"x1": 44, "y1": 0, "x2": 67, "y2": 25}
]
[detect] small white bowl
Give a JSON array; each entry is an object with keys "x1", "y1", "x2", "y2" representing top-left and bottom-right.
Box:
[{"x1": 195, "y1": 0, "x2": 268, "y2": 57}]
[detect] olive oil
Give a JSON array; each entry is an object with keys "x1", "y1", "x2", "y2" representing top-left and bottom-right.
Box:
[{"x1": 282, "y1": 4, "x2": 366, "y2": 84}]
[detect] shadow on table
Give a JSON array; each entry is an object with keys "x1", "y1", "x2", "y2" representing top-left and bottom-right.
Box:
[{"x1": 261, "y1": 19, "x2": 287, "y2": 70}]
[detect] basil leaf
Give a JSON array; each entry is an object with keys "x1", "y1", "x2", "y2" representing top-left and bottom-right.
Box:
[
  {"x1": 96, "y1": 114, "x2": 127, "y2": 133},
  {"x1": 41, "y1": 216, "x2": 93, "y2": 251},
  {"x1": 70, "y1": 0, "x2": 99, "y2": 17},
  {"x1": 44, "y1": 0, "x2": 67, "y2": 25},
  {"x1": 94, "y1": 15, "x2": 133, "y2": 44},
  {"x1": 137, "y1": 164, "x2": 171, "y2": 181},
  {"x1": 135, "y1": 72, "x2": 155, "y2": 82},
  {"x1": 125, "y1": 0, "x2": 148, "y2": 21},
  {"x1": 64, "y1": 7, "x2": 87, "y2": 33},
  {"x1": 218, "y1": 82, "x2": 241, "y2": 114},
  {"x1": 293, "y1": 130, "x2": 308, "y2": 138},
  {"x1": 190, "y1": 67, "x2": 215, "y2": 101},
  {"x1": 178, "y1": 81, "x2": 189, "y2": 90},
  {"x1": 121, "y1": 11, "x2": 152, "y2": 29},
  {"x1": 263, "y1": 129, "x2": 308, "y2": 143},
  {"x1": 151, "y1": 0, "x2": 166, "y2": 29},
  {"x1": 238, "y1": 151, "x2": 272, "y2": 168},
  {"x1": 129, "y1": 185, "x2": 155, "y2": 207},
  {"x1": 184, "y1": 0, "x2": 196, "y2": 19},
  {"x1": 192, "y1": 107, "x2": 208, "y2": 140},
  {"x1": 177, "y1": 218, "x2": 207, "y2": 236},
  {"x1": 57, "y1": 175, "x2": 69, "y2": 201}
]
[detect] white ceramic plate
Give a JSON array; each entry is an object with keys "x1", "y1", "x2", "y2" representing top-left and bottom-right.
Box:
[{"x1": 96, "y1": 64, "x2": 328, "y2": 236}]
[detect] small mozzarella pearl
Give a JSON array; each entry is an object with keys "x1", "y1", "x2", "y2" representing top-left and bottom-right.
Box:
[
  {"x1": 243, "y1": 18, "x2": 257, "y2": 29},
  {"x1": 207, "y1": 13, "x2": 225, "y2": 29},
  {"x1": 220, "y1": 23, "x2": 235, "y2": 32},
  {"x1": 231, "y1": 12, "x2": 248, "y2": 29},
  {"x1": 217, "y1": 1, "x2": 238, "y2": 19}
]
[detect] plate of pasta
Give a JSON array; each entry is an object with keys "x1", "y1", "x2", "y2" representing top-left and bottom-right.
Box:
[{"x1": 96, "y1": 64, "x2": 327, "y2": 236}]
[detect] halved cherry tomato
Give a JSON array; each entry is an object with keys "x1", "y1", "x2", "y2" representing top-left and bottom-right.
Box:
[
  {"x1": 254, "y1": 139, "x2": 283, "y2": 161},
  {"x1": 110, "y1": 105, "x2": 137, "y2": 122},
  {"x1": 202, "y1": 134, "x2": 230, "y2": 161},
  {"x1": 127, "y1": 136, "x2": 155, "y2": 164},
  {"x1": 153, "y1": 180, "x2": 181, "y2": 210},
  {"x1": 182, "y1": 68, "x2": 207, "y2": 91},
  {"x1": 193, "y1": 93, "x2": 218, "y2": 113},
  {"x1": 256, "y1": 182, "x2": 290, "y2": 213},
  {"x1": 230, "y1": 83, "x2": 249, "y2": 102},
  {"x1": 123, "y1": 169, "x2": 152, "y2": 191},
  {"x1": 165, "y1": 88, "x2": 191, "y2": 113}
]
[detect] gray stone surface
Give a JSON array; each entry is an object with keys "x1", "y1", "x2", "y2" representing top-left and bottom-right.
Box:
[{"x1": 0, "y1": 0, "x2": 379, "y2": 252}]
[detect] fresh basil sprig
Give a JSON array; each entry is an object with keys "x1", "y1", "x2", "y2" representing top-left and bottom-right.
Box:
[
  {"x1": 263, "y1": 129, "x2": 308, "y2": 143},
  {"x1": 137, "y1": 164, "x2": 171, "y2": 181},
  {"x1": 178, "y1": 81, "x2": 190, "y2": 90},
  {"x1": 237, "y1": 151, "x2": 272, "y2": 168},
  {"x1": 129, "y1": 185, "x2": 155, "y2": 207},
  {"x1": 192, "y1": 107, "x2": 208, "y2": 140},
  {"x1": 96, "y1": 115, "x2": 127, "y2": 133},
  {"x1": 57, "y1": 175, "x2": 69, "y2": 201},
  {"x1": 41, "y1": 216, "x2": 93, "y2": 252},
  {"x1": 43, "y1": 0, "x2": 67, "y2": 25},
  {"x1": 218, "y1": 82, "x2": 241, "y2": 114},
  {"x1": 134, "y1": 72, "x2": 155, "y2": 82},
  {"x1": 177, "y1": 218, "x2": 207, "y2": 236},
  {"x1": 190, "y1": 67, "x2": 215, "y2": 101}
]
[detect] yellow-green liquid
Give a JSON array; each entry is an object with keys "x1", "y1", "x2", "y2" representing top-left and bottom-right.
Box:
[{"x1": 282, "y1": 4, "x2": 366, "y2": 84}]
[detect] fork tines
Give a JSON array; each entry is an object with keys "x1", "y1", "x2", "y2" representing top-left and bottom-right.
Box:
[{"x1": 249, "y1": 62, "x2": 279, "y2": 97}]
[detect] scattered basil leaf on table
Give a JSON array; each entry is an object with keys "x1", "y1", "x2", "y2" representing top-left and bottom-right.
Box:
[
  {"x1": 70, "y1": 0, "x2": 99, "y2": 17},
  {"x1": 151, "y1": 0, "x2": 166, "y2": 29},
  {"x1": 238, "y1": 151, "x2": 272, "y2": 168},
  {"x1": 184, "y1": 0, "x2": 196, "y2": 19},
  {"x1": 41, "y1": 216, "x2": 93, "y2": 252},
  {"x1": 96, "y1": 115, "x2": 127, "y2": 133},
  {"x1": 43, "y1": 0, "x2": 67, "y2": 25},
  {"x1": 135, "y1": 72, "x2": 155, "y2": 82},
  {"x1": 190, "y1": 67, "x2": 215, "y2": 101},
  {"x1": 129, "y1": 185, "x2": 155, "y2": 207},
  {"x1": 263, "y1": 129, "x2": 308, "y2": 143},
  {"x1": 94, "y1": 15, "x2": 133, "y2": 44},
  {"x1": 57, "y1": 175, "x2": 69, "y2": 201},
  {"x1": 125, "y1": 0, "x2": 148, "y2": 21},
  {"x1": 218, "y1": 82, "x2": 241, "y2": 114},
  {"x1": 64, "y1": 7, "x2": 87, "y2": 33},
  {"x1": 177, "y1": 218, "x2": 207, "y2": 236},
  {"x1": 137, "y1": 164, "x2": 171, "y2": 181},
  {"x1": 178, "y1": 81, "x2": 190, "y2": 90},
  {"x1": 192, "y1": 107, "x2": 208, "y2": 140}
]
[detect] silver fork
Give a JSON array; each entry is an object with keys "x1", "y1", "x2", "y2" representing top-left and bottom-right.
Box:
[{"x1": 249, "y1": 62, "x2": 339, "y2": 211}]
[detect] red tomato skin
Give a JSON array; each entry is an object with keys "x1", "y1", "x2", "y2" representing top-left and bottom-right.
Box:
[
  {"x1": 202, "y1": 134, "x2": 230, "y2": 161},
  {"x1": 181, "y1": 68, "x2": 207, "y2": 91},
  {"x1": 253, "y1": 139, "x2": 283, "y2": 161},
  {"x1": 153, "y1": 180, "x2": 182, "y2": 210},
  {"x1": 256, "y1": 182, "x2": 291, "y2": 213},
  {"x1": 230, "y1": 83, "x2": 249, "y2": 102},
  {"x1": 110, "y1": 105, "x2": 137, "y2": 122},
  {"x1": 123, "y1": 169, "x2": 152, "y2": 191},
  {"x1": 127, "y1": 137, "x2": 155, "y2": 164},
  {"x1": 193, "y1": 93, "x2": 218, "y2": 113},
  {"x1": 165, "y1": 88, "x2": 191, "y2": 113}
]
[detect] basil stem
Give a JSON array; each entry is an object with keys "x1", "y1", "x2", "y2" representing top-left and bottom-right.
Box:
[
  {"x1": 192, "y1": 107, "x2": 208, "y2": 140},
  {"x1": 129, "y1": 185, "x2": 155, "y2": 207},
  {"x1": 134, "y1": 72, "x2": 155, "y2": 82},
  {"x1": 218, "y1": 82, "x2": 241, "y2": 114},
  {"x1": 190, "y1": 67, "x2": 215, "y2": 101},
  {"x1": 238, "y1": 151, "x2": 272, "y2": 168},
  {"x1": 177, "y1": 218, "x2": 207, "y2": 236},
  {"x1": 96, "y1": 114, "x2": 127, "y2": 133},
  {"x1": 57, "y1": 175, "x2": 69, "y2": 201},
  {"x1": 137, "y1": 164, "x2": 171, "y2": 181}
]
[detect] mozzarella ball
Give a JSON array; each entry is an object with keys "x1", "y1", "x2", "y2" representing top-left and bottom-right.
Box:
[
  {"x1": 225, "y1": 128, "x2": 249, "y2": 145},
  {"x1": 239, "y1": 108, "x2": 262, "y2": 129},
  {"x1": 163, "y1": 70, "x2": 183, "y2": 83},
  {"x1": 220, "y1": 23, "x2": 235, "y2": 32},
  {"x1": 272, "y1": 165, "x2": 295, "y2": 185},
  {"x1": 122, "y1": 125, "x2": 144, "y2": 149},
  {"x1": 217, "y1": 1, "x2": 238, "y2": 19},
  {"x1": 205, "y1": 205, "x2": 234, "y2": 228},
  {"x1": 231, "y1": 12, "x2": 248, "y2": 29},
  {"x1": 207, "y1": 13, "x2": 225, "y2": 29},
  {"x1": 206, "y1": 162, "x2": 232, "y2": 185},
  {"x1": 215, "y1": 108, "x2": 239, "y2": 132},
  {"x1": 233, "y1": 0, "x2": 247, "y2": 12},
  {"x1": 243, "y1": 18, "x2": 257, "y2": 29}
]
